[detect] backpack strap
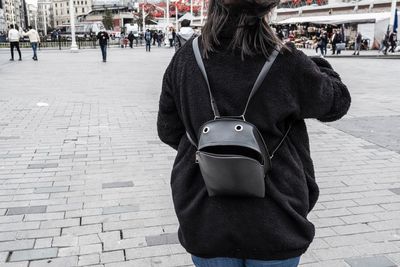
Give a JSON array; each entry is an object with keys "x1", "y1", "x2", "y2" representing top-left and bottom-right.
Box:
[
  {"x1": 270, "y1": 122, "x2": 293, "y2": 160},
  {"x1": 176, "y1": 34, "x2": 182, "y2": 48},
  {"x1": 191, "y1": 36, "x2": 291, "y2": 157},
  {"x1": 192, "y1": 36, "x2": 220, "y2": 118},
  {"x1": 242, "y1": 49, "x2": 280, "y2": 117},
  {"x1": 192, "y1": 36, "x2": 280, "y2": 119}
]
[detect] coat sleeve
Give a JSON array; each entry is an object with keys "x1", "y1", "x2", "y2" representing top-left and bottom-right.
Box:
[
  {"x1": 157, "y1": 61, "x2": 185, "y2": 150},
  {"x1": 292, "y1": 50, "x2": 351, "y2": 122}
]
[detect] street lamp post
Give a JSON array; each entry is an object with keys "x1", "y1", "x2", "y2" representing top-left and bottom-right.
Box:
[
  {"x1": 142, "y1": 0, "x2": 146, "y2": 31},
  {"x1": 34, "y1": 10, "x2": 38, "y2": 30},
  {"x1": 389, "y1": 0, "x2": 397, "y2": 31},
  {"x1": 11, "y1": 0, "x2": 16, "y2": 26},
  {"x1": 190, "y1": 0, "x2": 193, "y2": 21},
  {"x1": 167, "y1": 0, "x2": 170, "y2": 28},
  {"x1": 69, "y1": 0, "x2": 78, "y2": 51},
  {"x1": 175, "y1": 3, "x2": 178, "y2": 30},
  {"x1": 200, "y1": 0, "x2": 204, "y2": 25},
  {"x1": 43, "y1": 4, "x2": 47, "y2": 36}
]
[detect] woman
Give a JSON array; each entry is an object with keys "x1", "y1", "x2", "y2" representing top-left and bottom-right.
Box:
[
  {"x1": 157, "y1": 0, "x2": 351, "y2": 266},
  {"x1": 167, "y1": 28, "x2": 174, "y2": 48}
]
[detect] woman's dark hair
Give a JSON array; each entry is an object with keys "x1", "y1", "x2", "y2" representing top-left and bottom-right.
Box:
[{"x1": 201, "y1": 0, "x2": 285, "y2": 59}]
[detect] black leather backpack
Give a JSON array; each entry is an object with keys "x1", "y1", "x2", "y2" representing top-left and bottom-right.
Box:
[{"x1": 186, "y1": 37, "x2": 291, "y2": 198}]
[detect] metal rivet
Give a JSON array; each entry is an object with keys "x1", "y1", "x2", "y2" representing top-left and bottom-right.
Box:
[
  {"x1": 235, "y1": 125, "x2": 243, "y2": 132},
  {"x1": 203, "y1": 127, "x2": 210, "y2": 134}
]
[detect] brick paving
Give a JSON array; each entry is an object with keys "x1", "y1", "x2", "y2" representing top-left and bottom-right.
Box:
[{"x1": 0, "y1": 46, "x2": 399, "y2": 267}]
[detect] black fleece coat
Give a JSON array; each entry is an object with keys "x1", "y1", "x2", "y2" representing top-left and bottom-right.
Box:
[{"x1": 157, "y1": 39, "x2": 351, "y2": 260}]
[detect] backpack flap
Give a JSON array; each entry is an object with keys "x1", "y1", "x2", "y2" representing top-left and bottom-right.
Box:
[
  {"x1": 197, "y1": 119, "x2": 269, "y2": 167},
  {"x1": 196, "y1": 118, "x2": 270, "y2": 198}
]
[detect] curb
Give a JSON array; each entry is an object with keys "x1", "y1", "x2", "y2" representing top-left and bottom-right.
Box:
[{"x1": 324, "y1": 55, "x2": 400, "y2": 59}]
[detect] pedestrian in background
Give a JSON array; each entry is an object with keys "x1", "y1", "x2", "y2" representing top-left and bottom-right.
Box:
[
  {"x1": 353, "y1": 32, "x2": 362, "y2": 55},
  {"x1": 175, "y1": 19, "x2": 197, "y2": 52},
  {"x1": 157, "y1": 30, "x2": 163, "y2": 47},
  {"x1": 23, "y1": 26, "x2": 40, "y2": 61},
  {"x1": 8, "y1": 24, "x2": 22, "y2": 61},
  {"x1": 120, "y1": 33, "x2": 126, "y2": 48},
  {"x1": 167, "y1": 28, "x2": 174, "y2": 48},
  {"x1": 379, "y1": 33, "x2": 389, "y2": 55},
  {"x1": 157, "y1": 0, "x2": 351, "y2": 266},
  {"x1": 321, "y1": 31, "x2": 328, "y2": 56},
  {"x1": 145, "y1": 29, "x2": 152, "y2": 52},
  {"x1": 315, "y1": 35, "x2": 324, "y2": 57},
  {"x1": 128, "y1": 31, "x2": 134, "y2": 48},
  {"x1": 153, "y1": 31, "x2": 158, "y2": 46},
  {"x1": 172, "y1": 29, "x2": 176, "y2": 45},
  {"x1": 388, "y1": 31, "x2": 397, "y2": 53},
  {"x1": 96, "y1": 27, "x2": 109, "y2": 62},
  {"x1": 331, "y1": 29, "x2": 341, "y2": 55}
]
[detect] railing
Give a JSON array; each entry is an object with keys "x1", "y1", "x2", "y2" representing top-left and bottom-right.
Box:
[{"x1": 0, "y1": 38, "x2": 132, "y2": 50}]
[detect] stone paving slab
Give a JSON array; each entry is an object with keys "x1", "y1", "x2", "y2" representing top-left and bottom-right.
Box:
[{"x1": 0, "y1": 47, "x2": 400, "y2": 266}]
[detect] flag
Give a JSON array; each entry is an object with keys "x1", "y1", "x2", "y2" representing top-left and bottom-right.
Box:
[{"x1": 394, "y1": 8, "x2": 398, "y2": 33}]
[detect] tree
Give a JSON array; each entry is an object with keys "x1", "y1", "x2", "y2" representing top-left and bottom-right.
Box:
[
  {"x1": 134, "y1": 11, "x2": 154, "y2": 31},
  {"x1": 102, "y1": 10, "x2": 114, "y2": 30}
]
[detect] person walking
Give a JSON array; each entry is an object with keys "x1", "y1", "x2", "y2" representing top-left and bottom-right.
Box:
[
  {"x1": 157, "y1": 30, "x2": 163, "y2": 47},
  {"x1": 379, "y1": 33, "x2": 390, "y2": 55},
  {"x1": 175, "y1": 19, "x2": 197, "y2": 52},
  {"x1": 157, "y1": 0, "x2": 351, "y2": 267},
  {"x1": 128, "y1": 31, "x2": 134, "y2": 48},
  {"x1": 8, "y1": 24, "x2": 22, "y2": 61},
  {"x1": 321, "y1": 31, "x2": 328, "y2": 56},
  {"x1": 120, "y1": 33, "x2": 126, "y2": 48},
  {"x1": 315, "y1": 36, "x2": 324, "y2": 57},
  {"x1": 388, "y1": 31, "x2": 397, "y2": 53},
  {"x1": 145, "y1": 29, "x2": 152, "y2": 52},
  {"x1": 172, "y1": 29, "x2": 176, "y2": 45},
  {"x1": 96, "y1": 27, "x2": 109, "y2": 62},
  {"x1": 331, "y1": 30, "x2": 341, "y2": 55},
  {"x1": 152, "y1": 31, "x2": 158, "y2": 46},
  {"x1": 167, "y1": 28, "x2": 174, "y2": 48},
  {"x1": 23, "y1": 26, "x2": 40, "y2": 61},
  {"x1": 353, "y1": 32, "x2": 362, "y2": 55}
]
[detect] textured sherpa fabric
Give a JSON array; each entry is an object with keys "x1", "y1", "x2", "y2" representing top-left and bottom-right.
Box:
[{"x1": 157, "y1": 40, "x2": 351, "y2": 260}]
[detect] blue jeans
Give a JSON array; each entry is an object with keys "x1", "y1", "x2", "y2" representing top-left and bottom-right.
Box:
[
  {"x1": 192, "y1": 256, "x2": 300, "y2": 267},
  {"x1": 31, "y1": 42, "x2": 38, "y2": 59},
  {"x1": 100, "y1": 44, "x2": 107, "y2": 61},
  {"x1": 146, "y1": 40, "x2": 151, "y2": 51}
]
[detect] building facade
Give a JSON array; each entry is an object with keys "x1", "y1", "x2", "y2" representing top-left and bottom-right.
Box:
[
  {"x1": 26, "y1": 3, "x2": 37, "y2": 28},
  {"x1": 37, "y1": 0, "x2": 53, "y2": 34},
  {"x1": 0, "y1": 9, "x2": 5, "y2": 33},
  {"x1": 2, "y1": 0, "x2": 26, "y2": 29},
  {"x1": 275, "y1": 0, "x2": 399, "y2": 22},
  {"x1": 52, "y1": 0, "x2": 93, "y2": 27}
]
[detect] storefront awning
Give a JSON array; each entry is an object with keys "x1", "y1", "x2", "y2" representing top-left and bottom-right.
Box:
[{"x1": 275, "y1": 12, "x2": 390, "y2": 25}]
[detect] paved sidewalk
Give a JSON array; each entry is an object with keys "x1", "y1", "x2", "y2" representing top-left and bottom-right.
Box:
[
  {"x1": 0, "y1": 46, "x2": 399, "y2": 267},
  {"x1": 301, "y1": 48, "x2": 400, "y2": 59}
]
